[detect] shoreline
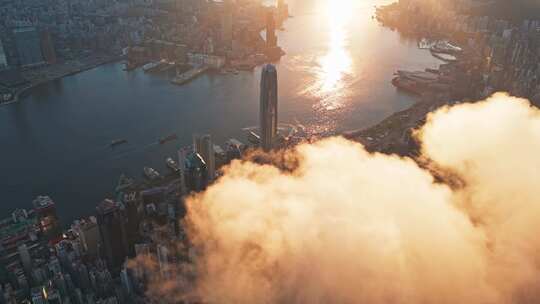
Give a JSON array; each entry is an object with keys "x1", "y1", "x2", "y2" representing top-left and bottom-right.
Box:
[
  {"x1": 0, "y1": 2, "x2": 454, "y2": 225},
  {"x1": 337, "y1": 0, "x2": 528, "y2": 156},
  {"x1": 1, "y1": 55, "x2": 123, "y2": 106},
  {"x1": 341, "y1": 6, "x2": 460, "y2": 155}
]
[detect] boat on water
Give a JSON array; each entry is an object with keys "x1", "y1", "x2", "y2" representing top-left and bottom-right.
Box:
[
  {"x1": 431, "y1": 41, "x2": 462, "y2": 54},
  {"x1": 110, "y1": 139, "x2": 128, "y2": 147},
  {"x1": 392, "y1": 77, "x2": 423, "y2": 95},
  {"x1": 166, "y1": 157, "x2": 180, "y2": 172},
  {"x1": 143, "y1": 167, "x2": 160, "y2": 180},
  {"x1": 425, "y1": 68, "x2": 440, "y2": 74},
  {"x1": 418, "y1": 38, "x2": 435, "y2": 50},
  {"x1": 142, "y1": 61, "x2": 161, "y2": 73},
  {"x1": 170, "y1": 67, "x2": 209, "y2": 86},
  {"x1": 396, "y1": 70, "x2": 439, "y2": 82},
  {"x1": 430, "y1": 50, "x2": 458, "y2": 62},
  {"x1": 159, "y1": 134, "x2": 178, "y2": 144}
]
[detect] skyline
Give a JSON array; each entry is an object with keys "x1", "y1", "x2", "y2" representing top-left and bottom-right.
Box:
[
  {"x1": 0, "y1": 0, "x2": 444, "y2": 222},
  {"x1": 1, "y1": 0, "x2": 540, "y2": 303}
]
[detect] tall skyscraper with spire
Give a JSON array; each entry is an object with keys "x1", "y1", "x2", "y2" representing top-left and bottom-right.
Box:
[{"x1": 260, "y1": 64, "x2": 278, "y2": 152}]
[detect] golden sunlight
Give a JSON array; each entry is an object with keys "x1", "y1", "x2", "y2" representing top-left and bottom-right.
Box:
[{"x1": 315, "y1": 0, "x2": 354, "y2": 110}]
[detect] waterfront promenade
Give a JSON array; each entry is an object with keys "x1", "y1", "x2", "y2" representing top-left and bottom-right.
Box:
[{"x1": 1, "y1": 54, "x2": 122, "y2": 106}]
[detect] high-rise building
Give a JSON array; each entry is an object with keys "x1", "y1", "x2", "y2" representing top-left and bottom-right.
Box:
[
  {"x1": 260, "y1": 64, "x2": 278, "y2": 151},
  {"x1": 225, "y1": 139, "x2": 243, "y2": 162},
  {"x1": 13, "y1": 27, "x2": 44, "y2": 67},
  {"x1": 17, "y1": 244, "x2": 32, "y2": 274},
  {"x1": 184, "y1": 152, "x2": 209, "y2": 192},
  {"x1": 71, "y1": 217, "x2": 100, "y2": 258},
  {"x1": 33, "y1": 195, "x2": 61, "y2": 240},
  {"x1": 45, "y1": 289, "x2": 62, "y2": 304},
  {"x1": 47, "y1": 257, "x2": 62, "y2": 276},
  {"x1": 40, "y1": 30, "x2": 57, "y2": 65},
  {"x1": 221, "y1": 0, "x2": 233, "y2": 49},
  {"x1": 157, "y1": 244, "x2": 170, "y2": 279},
  {"x1": 266, "y1": 11, "x2": 277, "y2": 48},
  {"x1": 122, "y1": 196, "x2": 141, "y2": 257},
  {"x1": 0, "y1": 38, "x2": 7, "y2": 70},
  {"x1": 133, "y1": 243, "x2": 151, "y2": 280},
  {"x1": 120, "y1": 267, "x2": 133, "y2": 296},
  {"x1": 96, "y1": 199, "x2": 129, "y2": 270},
  {"x1": 30, "y1": 287, "x2": 45, "y2": 304},
  {"x1": 277, "y1": 0, "x2": 289, "y2": 22},
  {"x1": 75, "y1": 263, "x2": 91, "y2": 292},
  {"x1": 193, "y1": 134, "x2": 216, "y2": 180}
]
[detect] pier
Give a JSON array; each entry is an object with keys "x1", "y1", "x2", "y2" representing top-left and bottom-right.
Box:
[{"x1": 170, "y1": 66, "x2": 210, "y2": 86}]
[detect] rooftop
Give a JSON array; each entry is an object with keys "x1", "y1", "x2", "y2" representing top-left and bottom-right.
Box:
[
  {"x1": 32, "y1": 195, "x2": 56, "y2": 210},
  {"x1": 96, "y1": 199, "x2": 120, "y2": 215}
]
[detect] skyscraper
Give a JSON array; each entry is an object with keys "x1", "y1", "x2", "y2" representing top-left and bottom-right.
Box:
[
  {"x1": 185, "y1": 152, "x2": 209, "y2": 192},
  {"x1": 32, "y1": 195, "x2": 61, "y2": 240},
  {"x1": 13, "y1": 27, "x2": 44, "y2": 67},
  {"x1": 260, "y1": 64, "x2": 278, "y2": 151},
  {"x1": 30, "y1": 287, "x2": 45, "y2": 304},
  {"x1": 120, "y1": 267, "x2": 133, "y2": 296},
  {"x1": 266, "y1": 11, "x2": 277, "y2": 48},
  {"x1": 40, "y1": 30, "x2": 57, "y2": 65},
  {"x1": 17, "y1": 244, "x2": 32, "y2": 274},
  {"x1": 157, "y1": 244, "x2": 170, "y2": 279},
  {"x1": 221, "y1": 0, "x2": 233, "y2": 49},
  {"x1": 193, "y1": 134, "x2": 216, "y2": 180},
  {"x1": 71, "y1": 217, "x2": 100, "y2": 258},
  {"x1": 277, "y1": 0, "x2": 289, "y2": 22},
  {"x1": 0, "y1": 38, "x2": 7, "y2": 70},
  {"x1": 96, "y1": 199, "x2": 129, "y2": 270}
]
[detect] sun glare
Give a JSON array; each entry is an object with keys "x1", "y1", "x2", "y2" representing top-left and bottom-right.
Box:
[{"x1": 315, "y1": 0, "x2": 354, "y2": 110}]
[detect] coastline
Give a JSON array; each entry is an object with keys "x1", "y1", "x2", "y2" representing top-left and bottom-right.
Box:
[
  {"x1": 336, "y1": 0, "x2": 533, "y2": 157},
  {"x1": 1, "y1": 54, "x2": 123, "y2": 106},
  {"x1": 342, "y1": 5, "x2": 460, "y2": 155}
]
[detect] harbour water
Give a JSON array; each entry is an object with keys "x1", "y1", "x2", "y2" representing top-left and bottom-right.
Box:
[{"x1": 0, "y1": 0, "x2": 442, "y2": 223}]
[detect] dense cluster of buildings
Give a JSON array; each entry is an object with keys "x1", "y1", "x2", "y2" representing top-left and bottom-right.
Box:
[
  {"x1": 0, "y1": 63, "x2": 284, "y2": 303},
  {"x1": 126, "y1": 0, "x2": 287, "y2": 73},
  {"x1": 0, "y1": 0, "x2": 288, "y2": 104},
  {"x1": 0, "y1": 0, "x2": 136, "y2": 69},
  {"x1": 0, "y1": 138, "x2": 237, "y2": 303},
  {"x1": 379, "y1": 0, "x2": 540, "y2": 102},
  {"x1": 344, "y1": 0, "x2": 540, "y2": 156}
]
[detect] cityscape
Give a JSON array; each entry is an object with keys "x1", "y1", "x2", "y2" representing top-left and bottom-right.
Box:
[
  {"x1": 1, "y1": 0, "x2": 540, "y2": 304},
  {"x1": 0, "y1": 0, "x2": 289, "y2": 104}
]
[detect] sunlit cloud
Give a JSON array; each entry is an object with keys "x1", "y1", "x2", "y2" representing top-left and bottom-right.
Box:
[{"x1": 134, "y1": 93, "x2": 540, "y2": 304}]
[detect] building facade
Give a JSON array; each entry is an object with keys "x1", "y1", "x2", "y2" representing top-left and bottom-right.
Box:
[
  {"x1": 193, "y1": 134, "x2": 216, "y2": 180},
  {"x1": 260, "y1": 64, "x2": 278, "y2": 151},
  {"x1": 184, "y1": 152, "x2": 209, "y2": 192},
  {"x1": 96, "y1": 199, "x2": 129, "y2": 270},
  {"x1": 0, "y1": 38, "x2": 7, "y2": 70},
  {"x1": 13, "y1": 27, "x2": 44, "y2": 67}
]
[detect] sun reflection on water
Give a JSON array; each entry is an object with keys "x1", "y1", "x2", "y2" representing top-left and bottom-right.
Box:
[{"x1": 312, "y1": 0, "x2": 355, "y2": 111}]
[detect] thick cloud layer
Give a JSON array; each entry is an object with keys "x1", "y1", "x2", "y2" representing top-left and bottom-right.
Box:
[{"x1": 144, "y1": 93, "x2": 540, "y2": 303}]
